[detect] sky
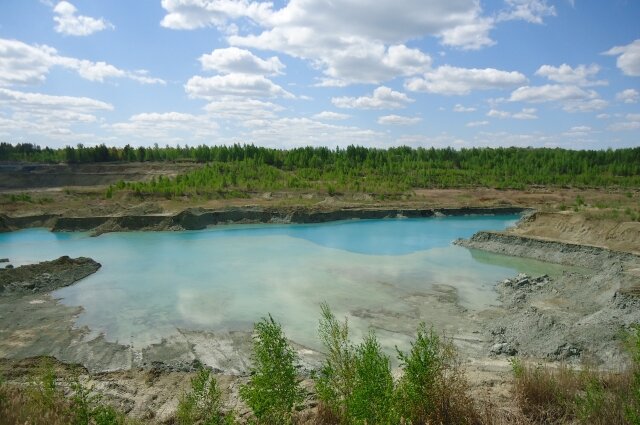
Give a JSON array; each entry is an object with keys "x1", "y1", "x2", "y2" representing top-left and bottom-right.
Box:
[{"x1": 0, "y1": 0, "x2": 638, "y2": 150}]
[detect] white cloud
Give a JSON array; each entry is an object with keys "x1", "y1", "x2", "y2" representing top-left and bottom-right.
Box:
[
  {"x1": 0, "y1": 88, "x2": 112, "y2": 141},
  {"x1": 487, "y1": 109, "x2": 511, "y2": 119},
  {"x1": 438, "y1": 17, "x2": 495, "y2": 50},
  {"x1": 160, "y1": 0, "x2": 273, "y2": 30},
  {"x1": 509, "y1": 84, "x2": 608, "y2": 113},
  {"x1": 466, "y1": 120, "x2": 489, "y2": 127},
  {"x1": 233, "y1": 35, "x2": 432, "y2": 85},
  {"x1": 616, "y1": 88, "x2": 639, "y2": 104},
  {"x1": 0, "y1": 38, "x2": 164, "y2": 86},
  {"x1": 53, "y1": 1, "x2": 114, "y2": 36},
  {"x1": 608, "y1": 113, "x2": 640, "y2": 131},
  {"x1": 234, "y1": 117, "x2": 385, "y2": 149},
  {"x1": 535, "y1": 64, "x2": 606, "y2": 86},
  {"x1": 185, "y1": 74, "x2": 294, "y2": 99},
  {"x1": 199, "y1": 47, "x2": 285, "y2": 75},
  {"x1": 405, "y1": 66, "x2": 527, "y2": 95},
  {"x1": 562, "y1": 98, "x2": 608, "y2": 113},
  {"x1": 453, "y1": 104, "x2": 476, "y2": 112},
  {"x1": 596, "y1": 113, "x2": 610, "y2": 119},
  {"x1": 377, "y1": 115, "x2": 421, "y2": 125},
  {"x1": 313, "y1": 111, "x2": 350, "y2": 121},
  {"x1": 163, "y1": 0, "x2": 499, "y2": 84},
  {"x1": 487, "y1": 107, "x2": 538, "y2": 119},
  {"x1": 497, "y1": 0, "x2": 556, "y2": 24},
  {"x1": 509, "y1": 84, "x2": 593, "y2": 103},
  {"x1": 603, "y1": 39, "x2": 640, "y2": 77},
  {"x1": 332, "y1": 86, "x2": 414, "y2": 110},
  {"x1": 109, "y1": 112, "x2": 219, "y2": 143},
  {"x1": 563, "y1": 125, "x2": 592, "y2": 137},
  {"x1": 203, "y1": 97, "x2": 283, "y2": 119},
  {"x1": 0, "y1": 87, "x2": 113, "y2": 111}
]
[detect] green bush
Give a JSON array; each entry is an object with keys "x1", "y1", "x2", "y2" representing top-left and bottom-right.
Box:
[
  {"x1": 395, "y1": 324, "x2": 477, "y2": 424},
  {"x1": 315, "y1": 303, "x2": 355, "y2": 421},
  {"x1": 627, "y1": 325, "x2": 640, "y2": 424},
  {"x1": 348, "y1": 332, "x2": 396, "y2": 424},
  {"x1": 177, "y1": 367, "x2": 233, "y2": 425},
  {"x1": 240, "y1": 315, "x2": 304, "y2": 424}
]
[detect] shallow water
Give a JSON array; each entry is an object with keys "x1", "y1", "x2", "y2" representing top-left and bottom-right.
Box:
[{"x1": 0, "y1": 216, "x2": 570, "y2": 351}]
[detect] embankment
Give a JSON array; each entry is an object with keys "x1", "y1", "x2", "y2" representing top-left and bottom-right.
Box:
[
  {"x1": 456, "y1": 228, "x2": 640, "y2": 365},
  {"x1": 0, "y1": 206, "x2": 528, "y2": 235},
  {"x1": 455, "y1": 230, "x2": 638, "y2": 269}
]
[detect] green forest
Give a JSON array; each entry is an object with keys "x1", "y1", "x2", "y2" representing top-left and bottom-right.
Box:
[{"x1": 2, "y1": 143, "x2": 640, "y2": 197}]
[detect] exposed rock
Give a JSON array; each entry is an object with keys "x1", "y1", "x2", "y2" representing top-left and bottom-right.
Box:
[{"x1": 0, "y1": 256, "x2": 101, "y2": 296}]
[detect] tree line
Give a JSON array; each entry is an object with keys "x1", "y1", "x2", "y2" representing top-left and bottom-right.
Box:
[{"x1": 2, "y1": 142, "x2": 640, "y2": 193}]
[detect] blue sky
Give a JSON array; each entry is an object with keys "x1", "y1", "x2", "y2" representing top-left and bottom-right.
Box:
[{"x1": 0, "y1": 0, "x2": 638, "y2": 149}]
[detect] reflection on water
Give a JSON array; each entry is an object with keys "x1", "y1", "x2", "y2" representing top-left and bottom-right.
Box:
[{"x1": 0, "y1": 216, "x2": 572, "y2": 350}]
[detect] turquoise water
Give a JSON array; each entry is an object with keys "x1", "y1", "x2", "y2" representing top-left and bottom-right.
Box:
[{"x1": 0, "y1": 216, "x2": 566, "y2": 350}]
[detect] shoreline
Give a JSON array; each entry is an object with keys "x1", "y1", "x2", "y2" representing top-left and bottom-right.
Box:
[{"x1": 0, "y1": 205, "x2": 529, "y2": 235}]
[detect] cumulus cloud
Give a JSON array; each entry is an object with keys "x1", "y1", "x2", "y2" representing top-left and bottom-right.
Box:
[
  {"x1": 487, "y1": 107, "x2": 538, "y2": 119},
  {"x1": 109, "y1": 111, "x2": 219, "y2": 143},
  {"x1": 453, "y1": 104, "x2": 476, "y2": 112},
  {"x1": 160, "y1": 0, "x2": 273, "y2": 30},
  {"x1": 497, "y1": 0, "x2": 556, "y2": 24},
  {"x1": 235, "y1": 117, "x2": 385, "y2": 148},
  {"x1": 0, "y1": 87, "x2": 113, "y2": 141},
  {"x1": 616, "y1": 88, "x2": 639, "y2": 104},
  {"x1": 535, "y1": 64, "x2": 607, "y2": 86},
  {"x1": 203, "y1": 97, "x2": 284, "y2": 119},
  {"x1": 313, "y1": 111, "x2": 351, "y2": 121},
  {"x1": 162, "y1": 0, "x2": 499, "y2": 84},
  {"x1": 608, "y1": 113, "x2": 640, "y2": 131},
  {"x1": 332, "y1": 86, "x2": 414, "y2": 110},
  {"x1": 509, "y1": 84, "x2": 608, "y2": 113},
  {"x1": 0, "y1": 38, "x2": 164, "y2": 86},
  {"x1": 405, "y1": 66, "x2": 527, "y2": 95},
  {"x1": 562, "y1": 98, "x2": 608, "y2": 113},
  {"x1": 199, "y1": 47, "x2": 285, "y2": 75},
  {"x1": 53, "y1": 1, "x2": 114, "y2": 36},
  {"x1": 509, "y1": 84, "x2": 593, "y2": 103},
  {"x1": 603, "y1": 39, "x2": 640, "y2": 77},
  {"x1": 185, "y1": 74, "x2": 294, "y2": 99},
  {"x1": 377, "y1": 115, "x2": 421, "y2": 125},
  {"x1": 466, "y1": 120, "x2": 489, "y2": 127}
]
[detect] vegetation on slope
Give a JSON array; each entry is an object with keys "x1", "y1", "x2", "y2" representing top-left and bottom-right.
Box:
[
  {"x1": 3, "y1": 312, "x2": 638, "y2": 424},
  {"x1": 2, "y1": 143, "x2": 640, "y2": 197}
]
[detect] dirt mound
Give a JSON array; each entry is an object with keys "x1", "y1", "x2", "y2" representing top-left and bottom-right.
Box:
[
  {"x1": 512, "y1": 211, "x2": 640, "y2": 254},
  {"x1": 0, "y1": 256, "x2": 101, "y2": 295}
]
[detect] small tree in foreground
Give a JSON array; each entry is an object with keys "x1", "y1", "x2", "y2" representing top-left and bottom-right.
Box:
[
  {"x1": 240, "y1": 315, "x2": 304, "y2": 424},
  {"x1": 177, "y1": 367, "x2": 234, "y2": 425}
]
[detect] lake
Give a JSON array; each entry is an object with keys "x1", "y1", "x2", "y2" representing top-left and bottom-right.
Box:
[{"x1": 0, "y1": 215, "x2": 567, "y2": 352}]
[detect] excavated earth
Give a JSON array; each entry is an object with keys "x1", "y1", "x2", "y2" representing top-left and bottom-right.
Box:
[{"x1": 1, "y1": 208, "x2": 639, "y2": 422}]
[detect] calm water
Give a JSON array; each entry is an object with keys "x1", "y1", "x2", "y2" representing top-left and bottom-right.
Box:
[{"x1": 0, "y1": 216, "x2": 566, "y2": 349}]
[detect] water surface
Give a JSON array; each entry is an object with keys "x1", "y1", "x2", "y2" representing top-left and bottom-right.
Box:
[{"x1": 0, "y1": 215, "x2": 569, "y2": 350}]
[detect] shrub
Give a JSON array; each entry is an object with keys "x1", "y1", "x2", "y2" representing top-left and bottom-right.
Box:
[
  {"x1": 348, "y1": 332, "x2": 396, "y2": 424},
  {"x1": 396, "y1": 324, "x2": 479, "y2": 424},
  {"x1": 512, "y1": 359, "x2": 633, "y2": 425},
  {"x1": 626, "y1": 325, "x2": 640, "y2": 424},
  {"x1": 315, "y1": 303, "x2": 355, "y2": 422},
  {"x1": 240, "y1": 315, "x2": 304, "y2": 424},
  {"x1": 177, "y1": 367, "x2": 234, "y2": 425}
]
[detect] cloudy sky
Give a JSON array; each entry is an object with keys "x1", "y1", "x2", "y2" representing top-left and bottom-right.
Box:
[{"x1": 0, "y1": 0, "x2": 639, "y2": 149}]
